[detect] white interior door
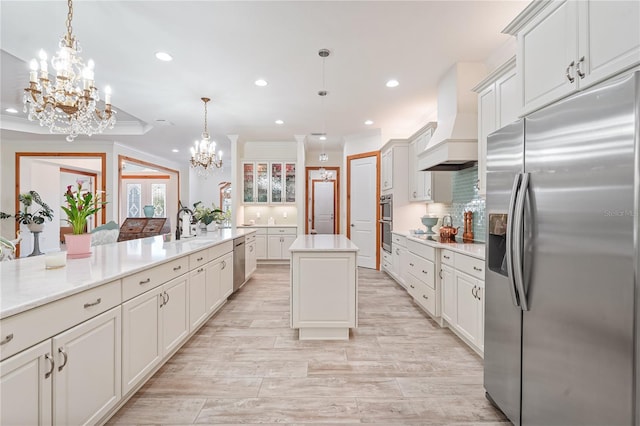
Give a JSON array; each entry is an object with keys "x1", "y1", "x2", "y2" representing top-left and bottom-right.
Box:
[
  {"x1": 313, "y1": 181, "x2": 335, "y2": 234},
  {"x1": 349, "y1": 155, "x2": 377, "y2": 269}
]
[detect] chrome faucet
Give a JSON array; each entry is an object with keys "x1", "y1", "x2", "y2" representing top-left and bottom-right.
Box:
[{"x1": 175, "y1": 205, "x2": 194, "y2": 240}]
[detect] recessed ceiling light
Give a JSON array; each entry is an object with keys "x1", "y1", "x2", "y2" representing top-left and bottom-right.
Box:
[
  {"x1": 364, "y1": 120, "x2": 374, "y2": 125},
  {"x1": 386, "y1": 79, "x2": 399, "y2": 88},
  {"x1": 155, "y1": 52, "x2": 173, "y2": 62},
  {"x1": 255, "y1": 79, "x2": 268, "y2": 87},
  {"x1": 275, "y1": 119, "x2": 284, "y2": 125},
  {"x1": 319, "y1": 135, "x2": 327, "y2": 141},
  {"x1": 172, "y1": 149, "x2": 179, "y2": 153},
  {"x1": 5, "y1": 108, "x2": 18, "y2": 114}
]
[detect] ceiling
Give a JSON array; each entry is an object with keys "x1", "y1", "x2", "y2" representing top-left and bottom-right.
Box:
[{"x1": 0, "y1": 0, "x2": 528, "y2": 162}]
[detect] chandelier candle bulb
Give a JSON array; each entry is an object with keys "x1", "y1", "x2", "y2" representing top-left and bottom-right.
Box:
[{"x1": 29, "y1": 60, "x2": 38, "y2": 82}]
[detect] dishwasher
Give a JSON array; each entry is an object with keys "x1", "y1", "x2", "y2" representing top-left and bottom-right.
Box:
[{"x1": 232, "y1": 236, "x2": 246, "y2": 293}]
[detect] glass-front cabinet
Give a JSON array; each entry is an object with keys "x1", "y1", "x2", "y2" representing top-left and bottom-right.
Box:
[{"x1": 242, "y1": 161, "x2": 296, "y2": 204}]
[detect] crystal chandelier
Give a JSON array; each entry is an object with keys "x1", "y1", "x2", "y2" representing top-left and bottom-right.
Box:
[
  {"x1": 23, "y1": 0, "x2": 115, "y2": 142},
  {"x1": 190, "y1": 97, "x2": 222, "y2": 177}
]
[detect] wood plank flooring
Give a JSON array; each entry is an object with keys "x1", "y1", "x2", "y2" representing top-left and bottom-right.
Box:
[{"x1": 108, "y1": 265, "x2": 508, "y2": 425}]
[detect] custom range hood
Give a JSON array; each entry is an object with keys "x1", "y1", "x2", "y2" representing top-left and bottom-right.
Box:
[{"x1": 418, "y1": 62, "x2": 486, "y2": 171}]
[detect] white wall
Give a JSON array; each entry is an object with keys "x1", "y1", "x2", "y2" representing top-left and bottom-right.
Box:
[{"x1": 188, "y1": 165, "x2": 231, "y2": 210}]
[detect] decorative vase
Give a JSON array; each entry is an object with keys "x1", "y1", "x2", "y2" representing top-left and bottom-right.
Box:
[
  {"x1": 27, "y1": 222, "x2": 45, "y2": 257},
  {"x1": 65, "y1": 233, "x2": 92, "y2": 259},
  {"x1": 143, "y1": 205, "x2": 155, "y2": 218}
]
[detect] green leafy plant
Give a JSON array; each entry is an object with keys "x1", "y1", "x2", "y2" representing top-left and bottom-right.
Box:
[
  {"x1": 0, "y1": 190, "x2": 54, "y2": 225},
  {"x1": 61, "y1": 182, "x2": 107, "y2": 235},
  {"x1": 193, "y1": 201, "x2": 224, "y2": 226}
]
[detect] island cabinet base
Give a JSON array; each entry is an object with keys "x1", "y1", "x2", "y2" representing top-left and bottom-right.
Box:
[{"x1": 289, "y1": 235, "x2": 359, "y2": 341}]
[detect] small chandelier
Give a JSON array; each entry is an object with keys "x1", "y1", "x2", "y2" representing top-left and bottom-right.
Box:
[
  {"x1": 23, "y1": 0, "x2": 115, "y2": 142},
  {"x1": 190, "y1": 97, "x2": 222, "y2": 177},
  {"x1": 319, "y1": 167, "x2": 333, "y2": 181}
]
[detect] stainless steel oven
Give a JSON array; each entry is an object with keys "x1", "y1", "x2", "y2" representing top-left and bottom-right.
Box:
[{"x1": 379, "y1": 195, "x2": 392, "y2": 253}]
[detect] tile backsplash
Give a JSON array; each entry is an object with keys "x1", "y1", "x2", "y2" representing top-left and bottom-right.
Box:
[{"x1": 425, "y1": 165, "x2": 486, "y2": 242}]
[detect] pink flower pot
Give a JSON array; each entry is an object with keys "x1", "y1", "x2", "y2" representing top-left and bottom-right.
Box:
[{"x1": 65, "y1": 233, "x2": 92, "y2": 259}]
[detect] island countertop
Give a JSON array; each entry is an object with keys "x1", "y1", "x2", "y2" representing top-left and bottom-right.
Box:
[
  {"x1": 289, "y1": 235, "x2": 359, "y2": 252},
  {"x1": 0, "y1": 228, "x2": 255, "y2": 319}
]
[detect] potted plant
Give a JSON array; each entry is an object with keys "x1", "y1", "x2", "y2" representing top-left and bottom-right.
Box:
[
  {"x1": 193, "y1": 201, "x2": 224, "y2": 231},
  {"x1": 61, "y1": 182, "x2": 107, "y2": 257},
  {"x1": 1, "y1": 190, "x2": 54, "y2": 257}
]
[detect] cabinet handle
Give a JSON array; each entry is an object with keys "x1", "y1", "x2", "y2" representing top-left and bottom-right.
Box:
[
  {"x1": 197, "y1": 256, "x2": 204, "y2": 262},
  {"x1": 472, "y1": 285, "x2": 477, "y2": 298},
  {"x1": 410, "y1": 284, "x2": 415, "y2": 289},
  {"x1": 173, "y1": 265, "x2": 182, "y2": 272},
  {"x1": 250, "y1": 246, "x2": 254, "y2": 252},
  {"x1": 422, "y1": 294, "x2": 429, "y2": 300},
  {"x1": 443, "y1": 255, "x2": 451, "y2": 260},
  {"x1": 58, "y1": 347, "x2": 68, "y2": 372},
  {"x1": 279, "y1": 229, "x2": 284, "y2": 232},
  {"x1": 163, "y1": 291, "x2": 170, "y2": 305},
  {"x1": 159, "y1": 292, "x2": 165, "y2": 308},
  {"x1": 396, "y1": 249, "x2": 400, "y2": 255},
  {"x1": 439, "y1": 270, "x2": 443, "y2": 279},
  {"x1": 221, "y1": 260, "x2": 226, "y2": 270},
  {"x1": 473, "y1": 266, "x2": 483, "y2": 272},
  {"x1": 565, "y1": 60, "x2": 576, "y2": 83},
  {"x1": 427, "y1": 188, "x2": 431, "y2": 197},
  {"x1": 139, "y1": 278, "x2": 151, "y2": 285},
  {"x1": 413, "y1": 191, "x2": 417, "y2": 197},
  {"x1": 576, "y1": 56, "x2": 585, "y2": 79},
  {"x1": 409, "y1": 263, "x2": 414, "y2": 267},
  {"x1": 83, "y1": 298, "x2": 101, "y2": 309},
  {"x1": 45, "y1": 353, "x2": 55, "y2": 379},
  {"x1": 477, "y1": 287, "x2": 482, "y2": 301},
  {"x1": 0, "y1": 333, "x2": 13, "y2": 345},
  {"x1": 197, "y1": 267, "x2": 204, "y2": 273},
  {"x1": 422, "y1": 270, "x2": 428, "y2": 275}
]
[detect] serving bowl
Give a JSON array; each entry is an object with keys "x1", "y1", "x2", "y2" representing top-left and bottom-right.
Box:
[{"x1": 421, "y1": 216, "x2": 438, "y2": 235}]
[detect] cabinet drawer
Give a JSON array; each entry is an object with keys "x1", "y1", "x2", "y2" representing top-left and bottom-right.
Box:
[
  {"x1": 382, "y1": 260, "x2": 392, "y2": 272},
  {"x1": 209, "y1": 240, "x2": 233, "y2": 261},
  {"x1": 253, "y1": 227, "x2": 268, "y2": 236},
  {"x1": 415, "y1": 283, "x2": 436, "y2": 316},
  {"x1": 382, "y1": 251, "x2": 392, "y2": 263},
  {"x1": 189, "y1": 249, "x2": 210, "y2": 270},
  {"x1": 407, "y1": 252, "x2": 435, "y2": 289},
  {"x1": 455, "y1": 253, "x2": 485, "y2": 280},
  {"x1": 406, "y1": 240, "x2": 435, "y2": 261},
  {"x1": 392, "y1": 233, "x2": 406, "y2": 247},
  {"x1": 0, "y1": 280, "x2": 121, "y2": 361},
  {"x1": 122, "y1": 256, "x2": 189, "y2": 301},
  {"x1": 245, "y1": 233, "x2": 256, "y2": 244},
  {"x1": 440, "y1": 249, "x2": 454, "y2": 266},
  {"x1": 267, "y1": 227, "x2": 297, "y2": 235}
]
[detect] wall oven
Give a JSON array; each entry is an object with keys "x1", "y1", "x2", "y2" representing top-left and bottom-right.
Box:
[{"x1": 379, "y1": 195, "x2": 392, "y2": 253}]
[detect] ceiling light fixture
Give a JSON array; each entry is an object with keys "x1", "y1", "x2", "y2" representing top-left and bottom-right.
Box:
[
  {"x1": 190, "y1": 97, "x2": 222, "y2": 177},
  {"x1": 386, "y1": 79, "x2": 400, "y2": 88},
  {"x1": 5, "y1": 108, "x2": 18, "y2": 114},
  {"x1": 364, "y1": 119, "x2": 374, "y2": 125},
  {"x1": 318, "y1": 48, "x2": 330, "y2": 164},
  {"x1": 155, "y1": 52, "x2": 173, "y2": 62},
  {"x1": 275, "y1": 119, "x2": 284, "y2": 125},
  {"x1": 172, "y1": 149, "x2": 179, "y2": 153},
  {"x1": 23, "y1": 0, "x2": 115, "y2": 142},
  {"x1": 254, "y1": 79, "x2": 268, "y2": 87}
]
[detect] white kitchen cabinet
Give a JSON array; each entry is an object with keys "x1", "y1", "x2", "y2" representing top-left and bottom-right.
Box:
[
  {"x1": 219, "y1": 252, "x2": 234, "y2": 300},
  {"x1": 473, "y1": 57, "x2": 518, "y2": 197},
  {"x1": 441, "y1": 264, "x2": 456, "y2": 325},
  {"x1": 0, "y1": 340, "x2": 52, "y2": 426},
  {"x1": 245, "y1": 235, "x2": 257, "y2": 279},
  {"x1": 205, "y1": 260, "x2": 222, "y2": 313},
  {"x1": 160, "y1": 276, "x2": 189, "y2": 356},
  {"x1": 509, "y1": 0, "x2": 640, "y2": 115},
  {"x1": 188, "y1": 266, "x2": 208, "y2": 332},
  {"x1": 381, "y1": 148, "x2": 393, "y2": 191},
  {"x1": 454, "y1": 271, "x2": 484, "y2": 351},
  {"x1": 255, "y1": 234, "x2": 267, "y2": 260},
  {"x1": 392, "y1": 244, "x2": 407, "y2": 288},
  {"x1": 266, "y1": 227, "x2": 297, "y2": 260},
  {"x1": 407, "y1": 126, "x2": 452, "y2": 203},
  {"x1": 243, "y1": 161, "x2": 296, "y2": 204}
]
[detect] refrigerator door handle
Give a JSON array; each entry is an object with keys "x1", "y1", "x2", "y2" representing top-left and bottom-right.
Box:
[
  {"x1": 506, "y1": 173, "x2": 522, "y2": 308},
  {"x1": 513, "y1": 172, "x2": 530, "y2": 311}
]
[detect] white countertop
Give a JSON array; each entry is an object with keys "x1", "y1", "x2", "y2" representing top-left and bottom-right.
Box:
[
  {"x1": 0, "y1": 228, "x2": 255, "y2": 319},
  {"x1": 289, "y1": 235, "x2": 359, "y2": 252},
  {"x1": 401, "y1": 233, "x2": 486, "y2": 260},
  {"x1": 238, "y1": 224, "x2": 297, "y2": 228}
]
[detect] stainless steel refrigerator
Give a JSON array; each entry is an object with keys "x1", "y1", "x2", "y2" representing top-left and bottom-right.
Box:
[{"x1": 484, "y1": 70, "x2": 639, "y2": 425}]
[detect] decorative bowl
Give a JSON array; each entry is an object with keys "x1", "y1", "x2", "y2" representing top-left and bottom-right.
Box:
[{"x1": 421, "y1": 216, "x2": 438, "y2": 235}]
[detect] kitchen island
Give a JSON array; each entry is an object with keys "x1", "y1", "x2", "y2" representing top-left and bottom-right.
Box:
[{"x1": 289, "y1": 234, "x2": 358, "y2": 340}]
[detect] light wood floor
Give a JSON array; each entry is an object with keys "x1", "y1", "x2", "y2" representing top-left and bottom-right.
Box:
[{"x1": 108, "y1": 265, "x2": 508, "y2": 425}]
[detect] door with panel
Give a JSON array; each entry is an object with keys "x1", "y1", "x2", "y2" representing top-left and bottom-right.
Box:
[
  {"x1": 454, "y1": 271, "x2": 482, "y2": 347},
  {"x1": 219, "y1": 252, "x2": 234, "y2": 299},
  {"x1": 205, "y1": 260, "x2": 222, "y2": 313},
  {"x1": 441, "y1": 264, "x2": 456, "y2": 325},
  {"x1": 348, "y1": 153, "x2": 378, "y2": 269},
  {"x1": 160, "y1": 276, "x2": 189, "y2": 356},
  {"x1": 312, "y1": 180, "x2": 335, "y2": 234},
  {"x1": 188, "y1": 267, "x2": 208, "y2": 332}
]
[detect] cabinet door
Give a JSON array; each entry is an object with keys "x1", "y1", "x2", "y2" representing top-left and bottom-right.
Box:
[
  {"x1": 381, "y1": 150, "x2": 393, "y2": 190},
  {"x1": 246, "y1": 241, "x2": 257, "y2": 278},
  {"x1": 441, "y1": 264, "x2": 456, "y2": 325},
  {"x1": 578, "y1": 0, "x2": 640, "y2": 88},
  {"x1": 122, "y1": 289, "x2": 161, "y2": 394},
  {"x1": 267, "y1": 235, "x2": 283, "y2": 259},
  {"x1": 0, "y1": 340, "x2": 52, "y2": 426},
  {"x1": 281, "y1": 235, "x2": 296, "y2": 260},
  {"x1": 270, "y1": 162, "x2": 283, "y2": 203},
  {"x1": 422, "y1": 172, "x2": 432, "y2": 202},
  {"x1": 219, "y1": 252, "x2": 234, "y2": 300},
  {"x1": 285, "y1": 163, "x2": 296, "y2": 203},
  {"x1": 242, "y1": 162, "x2": 255, "y2": 203},
  {"x1": 256, "y1": 162, "x2": 269, "y2": 203},
  {"x1": 161, "y1": 276, "x2": 189, "y2": 356},
  {"x1": 53, "y1": 307, "x2": 121, "y2": 426},
  {"x1": 496, "y1": 66, "x2": 520, "y2": 128},
  {"x1": 518, "y1": 0, "x2": 578, "y2": 114},
  {"x1": 398, "y1": 247, "x2": 409, "y2": 288},
  {"x1": 188, "y1": 267, "x2": 208, "y2": 332},
  {"x1": 407, "y1": 141, "x2": 418, "y2": 201},
  {"x1": 477, "y1": 85, "x2": 497, "y2": 198},
  {"x1": 455, "y1": 271, "x2": 480, "y2": 347},
  {"x1": 205, "y1": 261, "x2": 222, "y2": 313},
  {"x1": 392, "y1": 245, "x2": 401, "y2": 279},
  {"x1": 255, "y1": 235, "x2": 267, "y2": 260},
  {"x1": 476, "y1": 279, "x2": 485, "y2": 352}
]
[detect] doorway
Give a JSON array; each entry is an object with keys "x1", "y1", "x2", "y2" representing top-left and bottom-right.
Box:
[
  {"x1": 347, "y1": 152, "x2": 379, "y2": 269},
  {"x1": 305, "y1": 166, "x2": 340, "y2": 234}
]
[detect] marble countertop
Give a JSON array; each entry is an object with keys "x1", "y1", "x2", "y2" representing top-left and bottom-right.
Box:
[
  {"x1": 402, "y1": 233, "x2": 486, "y2": 260},
  {"x1": 0, "y1": 228, "x2": 255, "y2": 319},
  {"x1": 289, "y1": 235, "x2": 359, "y2": 252},
  {"x1": 238, "y1": 224, "x2": 297, "y2": 228}
]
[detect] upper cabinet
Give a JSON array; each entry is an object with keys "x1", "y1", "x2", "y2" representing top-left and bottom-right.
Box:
[
  {"x1": 381, "y1": 149, "x2": 393, "y2": 191},
  {"x1": 473, "y1": 57, "x2": 519, "y2": 197},
  {"x1": 407, "y1": 125, "x2": 452, "y2": 203},
  {"x1": 243, "y1": 161, "x2": 295, "y2": 204},
  {"x1": 506, "y1": 0, "x2": 640, "y2": 115}
]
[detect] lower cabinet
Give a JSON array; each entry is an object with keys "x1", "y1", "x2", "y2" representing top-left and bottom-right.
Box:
[
  {"x1": 218, "y1": 252, "x2": 234, "y2": 300},
  {"x1": 122, "y1": 275, "x2": 188, "y2": 395},
  {"x1": 267, "y1": 235, "x2": 296, "y2": 259},
  {"x1": 454, "y1": 271, "x2": 485, "y2": 352},
  {"x1": 441, "y1": 264, "x2": 456, "y2": 324},
  {"x1": 188, "y1": 266, "x2": 208, "y2": 332},
  {"x1": 246, "y1": 239, "x2": 257, "y2": 278},
  {"x1": 255, "y1": 234, "x2": 267, "y2": 260},
  {"x1": 1, "y1": 307, "x2": 121, "y2": 426}
]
